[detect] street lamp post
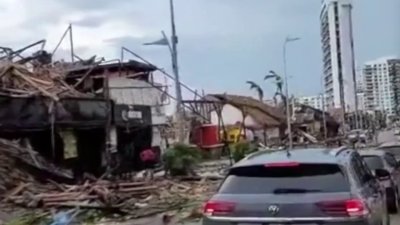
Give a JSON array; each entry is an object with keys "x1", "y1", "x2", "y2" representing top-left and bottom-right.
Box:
[
  {"x1": 283, "y1": 36, "x2": 300, "y2": 150},
  {"x1": 144, "y1": 0, "x2": 185, "y2": 142},
  {"x1": 168, "y1": 0, "x2": 185, "y2": 142}
]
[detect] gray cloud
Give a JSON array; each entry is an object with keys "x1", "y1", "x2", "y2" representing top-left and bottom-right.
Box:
[
  {"x1": 52, "y1": 46, "x2": 92, "y2": 60},
  {"x1": 72, "y1": 15, "x2": 105, "y2": 28},
  {"x1": 58, "y1": 0, "x2": 129, "y2": 10},
  {"x1": 1, "y1": 0, "x2": 397, "y2": 97}
]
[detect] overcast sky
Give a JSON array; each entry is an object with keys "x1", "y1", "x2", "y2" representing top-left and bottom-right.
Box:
[{"x1": 1, "y1": 0, "x2": 399, "y2": 99}]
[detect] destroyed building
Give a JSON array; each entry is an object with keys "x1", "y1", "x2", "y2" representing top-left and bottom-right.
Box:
[
  {"x1": 0, "y1": 43, "x2": 169, "y2": 176},
  {"x1": 293, "y1": 103, "x2": 340, "y2": 139},
  {"x1": 64, "y1": 61, "x2": 168, "y2": 172},
  {"x1": 184, "y1": 94, "x2": 287, "y2": 146}
]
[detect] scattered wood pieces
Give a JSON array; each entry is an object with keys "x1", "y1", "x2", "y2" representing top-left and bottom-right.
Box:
[
  {"x1": 0, "y1": 62, "x2": 91, "y2": 99},
  {"x1": 2, "y1": 178, "x2": 219, "y2": 218},
  {"x1": 0, "y1": 138, "x2": 222, "y2": 219}
]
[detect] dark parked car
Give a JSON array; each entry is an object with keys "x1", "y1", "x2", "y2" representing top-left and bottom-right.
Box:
[
  {"x1": 359, "y1": 149, "x2": 400, "y2": 213},
  {"x1": 202, "y1": 148, "x2": 389, "y2": 225}
]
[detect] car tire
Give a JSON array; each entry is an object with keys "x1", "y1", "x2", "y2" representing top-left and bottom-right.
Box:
[{"x1": 387, "y1": 188, "x2": 398, "y2": 213}]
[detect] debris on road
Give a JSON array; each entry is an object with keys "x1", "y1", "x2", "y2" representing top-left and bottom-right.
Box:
[
  {"x1": 4, "y1": 178, "x2": 219, "y2": 219},
  {"x1": 0, "y1": 138, "x2": 221, "y2": 220}
]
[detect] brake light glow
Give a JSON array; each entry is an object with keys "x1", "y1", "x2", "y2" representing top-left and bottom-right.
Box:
[
  {"x1": 345, "y1": 199, "x2": 368, "y2": 216},
  {"x1": 264, "y1": 162, "x2": 300, "y2": 167},
  {"x1": 203, "y1": 200, "x2": 236, "y2": 216},
  {"x1": 317, "y1": 199, "x2": 368, "y2": 217}
]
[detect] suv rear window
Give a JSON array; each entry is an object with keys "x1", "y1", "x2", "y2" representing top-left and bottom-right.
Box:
[
  {"x1": 218, "y1": 163, "x2": 349, "y2": 194},
  {"x1": 361, "y1": 156, "x2": 384, "y2": 170}
]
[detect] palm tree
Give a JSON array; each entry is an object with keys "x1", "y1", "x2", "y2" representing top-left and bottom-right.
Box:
[
  {"x1": 246, "y1": 81, "x2": 264, "y2": 101},
  {"x1": 265, "y1": 70, "x2": 285, "y2": 106}
]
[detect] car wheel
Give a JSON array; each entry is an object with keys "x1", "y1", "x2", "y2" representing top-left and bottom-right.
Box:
[{"x1": 388, "y1": 188, "x2": 398, "y2": 213}]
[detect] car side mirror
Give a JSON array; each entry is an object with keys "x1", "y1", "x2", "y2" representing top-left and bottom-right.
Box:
[{"x1": 375, "y1": 169, "x2": 390, "y2": 180}]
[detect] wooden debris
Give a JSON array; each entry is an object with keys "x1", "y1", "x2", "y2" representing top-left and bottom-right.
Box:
[
  {"x1": 1, "y1": 178, "x2": 220, "y2": 218},
  {"x1": 0, "y1": 138, "x2": 221, "y2": 219},
  {"x1": 0, "y1": 62, "x2": 91, "y2": 99}
]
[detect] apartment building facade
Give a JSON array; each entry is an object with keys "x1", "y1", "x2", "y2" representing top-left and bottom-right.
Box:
[
  {"x1": 321, "y1": 0, "x2": 357, "y2": 112},
  {"x1": 363, "y1": 58, "x2": 400, "y2": 115}
]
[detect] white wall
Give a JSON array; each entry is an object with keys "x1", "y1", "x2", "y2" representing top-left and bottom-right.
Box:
[
  {"x1": 109, "y1": 78, "x2": 167, "y2": 125},
  {"x1": 210, "y1": 104, "x2": 257, "y2": 128}
]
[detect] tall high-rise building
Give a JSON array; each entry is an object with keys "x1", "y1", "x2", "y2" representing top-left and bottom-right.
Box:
[
  {"x1": 363, "y1": 57, "x2": 400, "y2": 115},
  {"x1": 389, "y1": 59, "x2": 400, "y2": 115},
  {"x1": 320, "y1": 0, "x2": 357, "y2": 112}
]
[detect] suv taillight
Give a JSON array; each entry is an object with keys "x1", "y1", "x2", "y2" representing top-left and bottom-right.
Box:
[
  {"x1": 203, "y1": 201, "x2": 236, "y2": 216},
  {"x1": 317, "y1": 199, "x2": 368, "y2": 217}
]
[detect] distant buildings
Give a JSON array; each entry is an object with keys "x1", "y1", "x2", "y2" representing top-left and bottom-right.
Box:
[
  {"x1": 356, "y1": 92, "x2": 365, "y2": 111},
  {"x1": 295, "y1": 95, "x2": 325, "y2": 110},
  {"x1": 363, "y1": 57, "x2": 400, "y2": 115},
  {"x1": 320, "y1": 0, "x2": 357, "y2": 112}
]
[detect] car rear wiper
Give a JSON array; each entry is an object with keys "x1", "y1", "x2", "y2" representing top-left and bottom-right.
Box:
[{"x1": 273, "y1": 188, "x2": 322, "y2": 194}]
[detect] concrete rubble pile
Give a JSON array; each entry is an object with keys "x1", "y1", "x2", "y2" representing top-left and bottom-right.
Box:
[{"x1": 0, "y1": 139, "x2": 221, "y2": 219}]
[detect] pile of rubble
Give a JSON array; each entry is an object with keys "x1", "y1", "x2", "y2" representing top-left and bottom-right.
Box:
[
  {"x1": 0, "y1": 139, "x2": 73, "y2": 193},
  {"x1": 0, "y1": 62, "x2": 89, "y2": 100},
  {"x1": 0, "y1": 139, "x2": 221, "y2": 219},
  {"x1": 4, "y1": 178, "x2": 218, "y2": 218}
]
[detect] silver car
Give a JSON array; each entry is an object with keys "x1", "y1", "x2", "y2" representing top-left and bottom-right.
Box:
[{"x1": 202, "y1": 148, "x2": 389, "y2": 225}]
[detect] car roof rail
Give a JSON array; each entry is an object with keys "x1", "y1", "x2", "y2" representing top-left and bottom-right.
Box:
[
  {"x1": 243, "y1": 149, "x2": 271, "y2": 160},
  {"x1": 330, "y1": 146, "x2": 349, "y2": 156}
]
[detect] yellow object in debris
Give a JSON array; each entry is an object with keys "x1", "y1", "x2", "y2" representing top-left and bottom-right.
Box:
[{"x1": 220, "y1": 127, "x2": 244, "y2": 143}]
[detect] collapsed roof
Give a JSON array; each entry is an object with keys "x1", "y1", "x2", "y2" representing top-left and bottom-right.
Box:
[{"x1": 204, "y1": 94, "x2": 286, "y2": 128}]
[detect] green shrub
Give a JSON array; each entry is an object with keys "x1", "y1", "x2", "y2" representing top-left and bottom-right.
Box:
[
  {"x1": 231, "y1": 141, "x2": 257, "y2": 162},
  {"x1": 163, "y1": 143, "x2": 202, "y2": 176}
]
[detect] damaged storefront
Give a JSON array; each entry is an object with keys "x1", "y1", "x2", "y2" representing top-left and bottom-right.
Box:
[
  {"x1": 0, "y1": 95, "x2": 110, "y2": 177},
  {"x1": 0, "y1": 57, "x2": 168, "y2": 177},
  {"x1": 64, "y1": 60, "x2": 168, "y2": 174}
]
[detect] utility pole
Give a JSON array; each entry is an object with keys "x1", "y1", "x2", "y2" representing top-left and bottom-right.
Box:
[
  {"x1": 169, "y1": 0, "x2": 185, "y2": 142},
  {"x1": 283, "y1": 36, "x2": 300, "y2": 150},
  {"x1": 321, "y1": 93, "x2": 328, "y2": 140}
]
